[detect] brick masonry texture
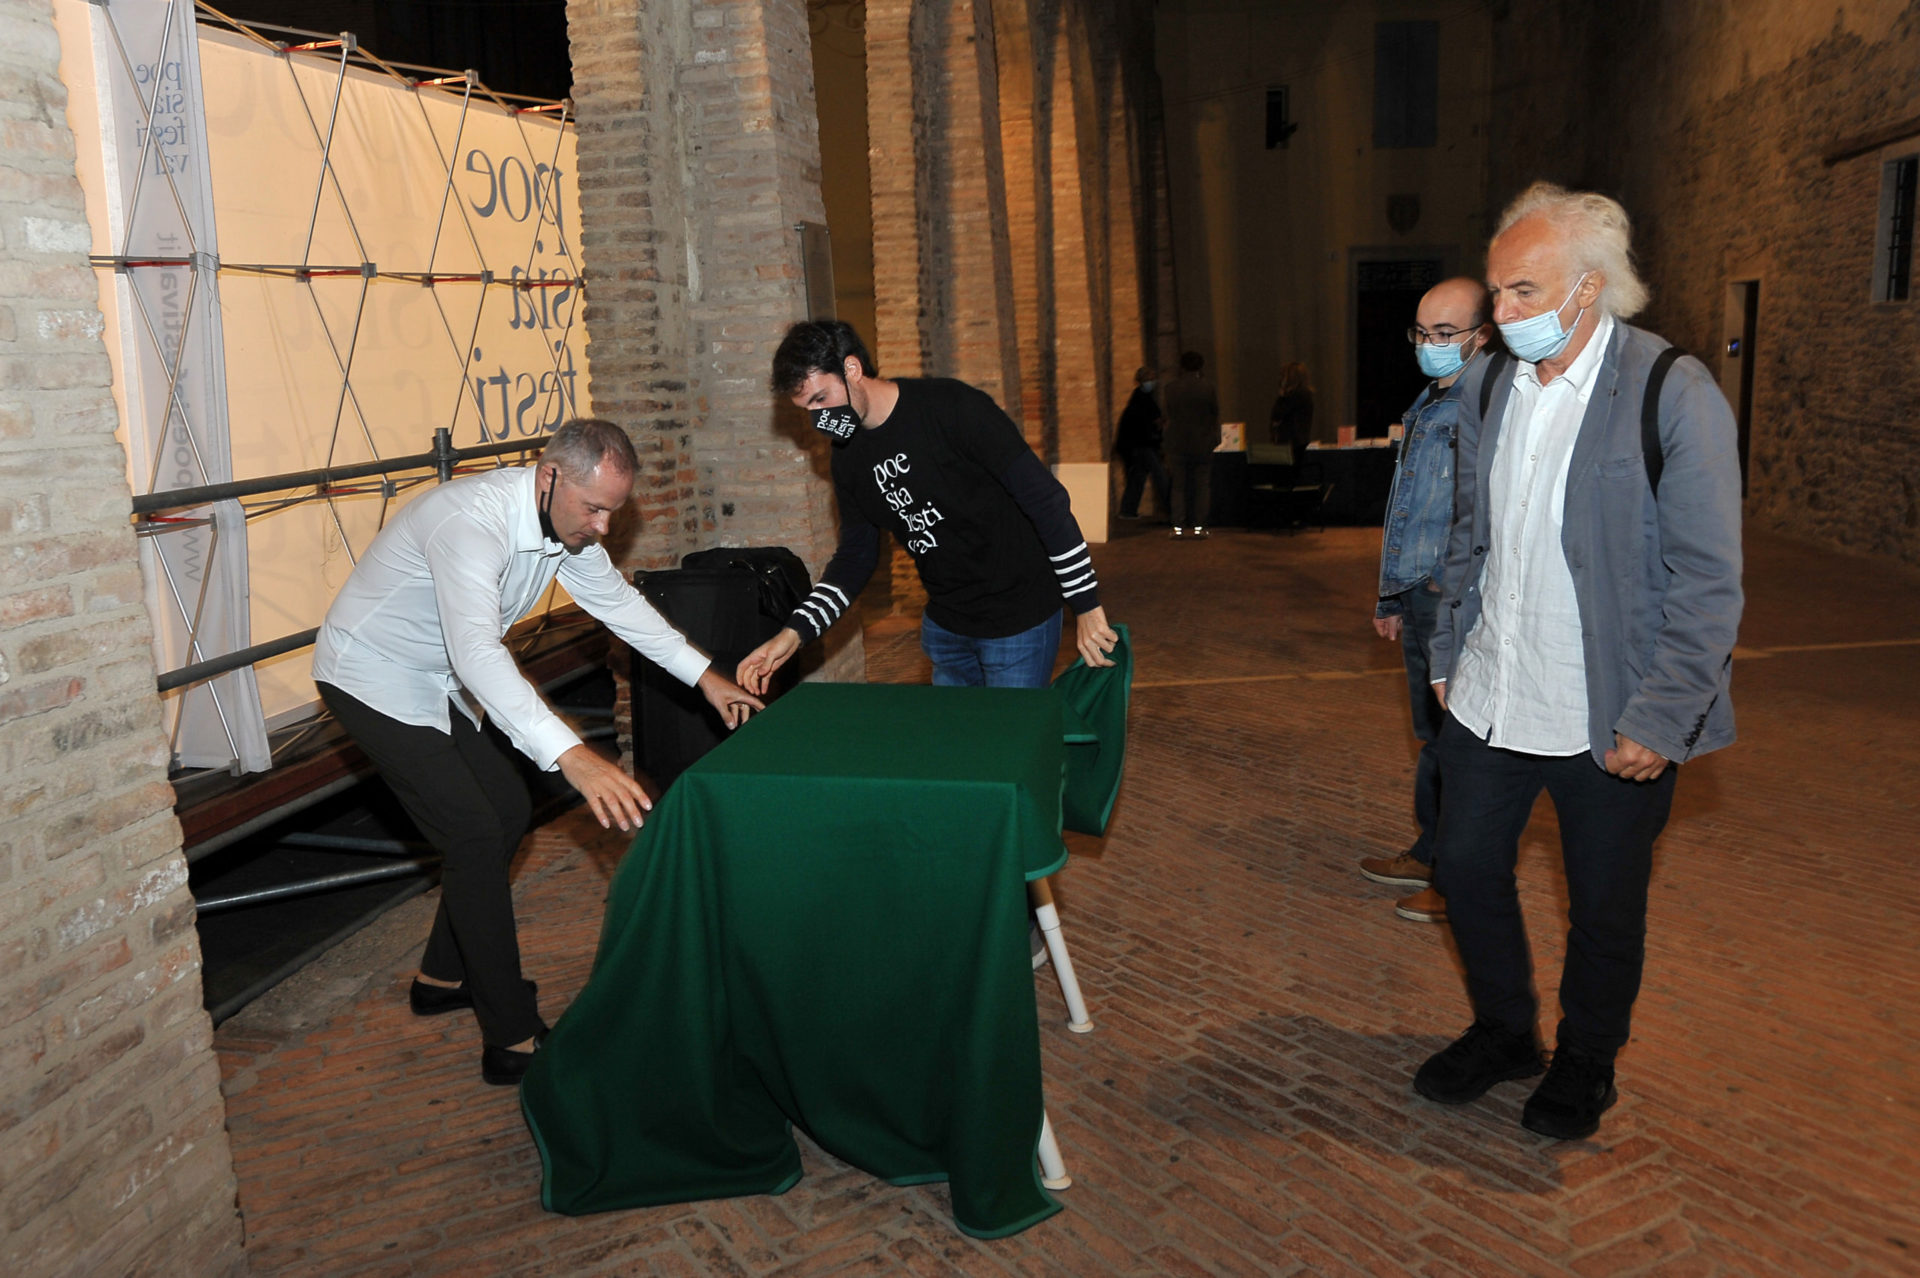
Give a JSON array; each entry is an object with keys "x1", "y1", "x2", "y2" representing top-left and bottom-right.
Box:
[
  {"x1": 1489, "y1": 0, "x2": 1920, "y2": 565},
  {"x1": 867, "y1": 0, "x2": 1170, "y2": 467},
  {"x1": 0, "y1": 0, "x2": 246, "y2": 1273},
  {"x1": 212, "y1": 524, "x2": 1919, "y2": 1275}
]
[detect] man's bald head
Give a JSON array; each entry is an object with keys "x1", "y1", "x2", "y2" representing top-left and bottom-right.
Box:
[{"x1": 1417, "y1": 277, "x2": 1489, "y2": 334}]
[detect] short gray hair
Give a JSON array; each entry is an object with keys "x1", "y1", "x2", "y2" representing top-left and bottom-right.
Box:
[
  {"x1": 1494, "y1": 182, "x2": 1650, "y2": 319},
  {"x1": 540, "y1": 418, "x2": 638, "y2": 481}
]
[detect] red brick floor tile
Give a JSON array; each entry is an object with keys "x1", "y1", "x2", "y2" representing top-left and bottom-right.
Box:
[{"x1": 216, "y1": 528, "x2": 1920, "y2": 1274}]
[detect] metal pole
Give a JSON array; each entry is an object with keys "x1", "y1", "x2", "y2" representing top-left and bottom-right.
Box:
[
  {"x1": 132, "y1": 433, "x2": 546, "y2": 514},
  {"x1": 434, "y1": 427, "x2": 455, "y2": 481},
  {"x1": 157, "y1": 626, "x2": 319, "y2": 693},
  {"x1": 194, "y1": 856, "x2": 439, "y2": 914}
]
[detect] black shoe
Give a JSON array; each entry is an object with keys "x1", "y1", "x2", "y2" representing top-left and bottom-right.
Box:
[
  {"x1": 410, "y1": 977, "x2": 537, "y2": 1017},
  {"x1": 1521, "y1": 1047, "x2": 1617, "y2": 1140},
  {"x1": 480, "y1": 1026, "x2": 549, "y2": 1087},
  {"x1": 1413, "y1": 1022, "x2": 1545, "y2": 1105}
]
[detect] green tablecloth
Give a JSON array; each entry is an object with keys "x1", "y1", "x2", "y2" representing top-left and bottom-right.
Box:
[{"x1": 521, "y1": 683, "x2": 1068, "y2": 1237}]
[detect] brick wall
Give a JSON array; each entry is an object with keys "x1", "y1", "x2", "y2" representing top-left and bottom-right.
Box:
[
  {"x1": 567, "y1": 0, "x2": 860, "y2": 705},
  {"x1": 0, "y1": 1, "x2": 246, "y2": 1273},
  {"x1": 865, "y1": 0, "x2": 1169, "y2": 513},
  {"x1": 1490, "y1": 0, "x2": 1920, "y2": 564}
]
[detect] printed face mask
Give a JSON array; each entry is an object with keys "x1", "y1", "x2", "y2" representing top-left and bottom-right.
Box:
[
  {"x1": 809, "y1": 374, "x2": 861, "y2": 440},
  {"x1": 1497, "y1": 273, "x2": 1589, "y2": 364}
]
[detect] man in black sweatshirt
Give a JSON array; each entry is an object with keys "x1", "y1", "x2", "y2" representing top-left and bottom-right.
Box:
[{"x1": 738, "y1": 319, "x2": 1119, "y2": 693}]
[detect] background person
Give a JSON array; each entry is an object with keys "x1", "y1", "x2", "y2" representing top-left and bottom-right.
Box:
[
  {"x1": 1270, "y1": 362, "x2": 1316, "y2": 464},
  {"x1": 1114, "y1": 365, "x2": 1170, "y2": 522},
  {"x1": 1162, "y1": 350, "x2": 1219, "y2": 539},
  {"x1": 1358, "y1": 278, "x2": 1494, "y2": 926}
]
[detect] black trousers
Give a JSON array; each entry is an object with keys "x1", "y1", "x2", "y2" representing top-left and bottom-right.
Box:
[
  {"x1": 318, "y1": 683, "x2": 543, "y2": 1046},
  {"x1": 1169, "y1": 452, "x2": 1212, "y2": 528},
  {"x1": 1118, "y1": 446, "x2": 1171, "y2": 518},
  {"x1": 1431, "y1": 714, "x2": 1676, "y2": 1061}
]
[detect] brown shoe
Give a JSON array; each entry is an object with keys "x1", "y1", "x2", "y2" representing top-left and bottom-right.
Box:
[
  {"x1": 1358, "y1": 852, "x2": 1432, "y2": 889},
  {"x1": 1395, "y1": 886, "x2": 1447, "y2": 923}
]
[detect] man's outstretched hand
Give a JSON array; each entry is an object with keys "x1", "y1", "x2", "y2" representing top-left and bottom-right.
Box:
[
  {"x1": 558, "y1": 743, "x2": 654, "y2": 832},
  {"x1": 1075, "y1": 606, "x2": 1119, "y2": 668},
  {"x1": 736, "y1": 627, "x2": 802, "y2": 697},
  {"x1": 698, "y1": 668, "x2": 765, "y2": 728}
]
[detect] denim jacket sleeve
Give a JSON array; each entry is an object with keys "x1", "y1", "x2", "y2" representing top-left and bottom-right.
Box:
[{"x1": 1377, "y1": 385, "x2": 1460, "y2": 604}]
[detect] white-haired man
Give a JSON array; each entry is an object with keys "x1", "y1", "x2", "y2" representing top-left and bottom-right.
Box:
[
  {"x1": 1414, "y1": 184, "x2": 1743, "y2": 1139},
  {"x1": 313, "y1": 419, "x2": 763, "y2": 1085}
]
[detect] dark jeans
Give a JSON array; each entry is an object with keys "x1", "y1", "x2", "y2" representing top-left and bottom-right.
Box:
[
  {"x1": 1431, "y1": 714, "x2": 1676, "y2": 1061},
  {"x1": 920, "y1": 610, "x2": 1063, "y2": 688},
  {"x1": 1169, "y1": 452, "x2": 1212, "y2": 528},
  {"x1": 1118, "y1": 446, "x2": 1170, "y2": 519},
  {"x1": 318, "y1": 682, "x2": 544, "y2": 1047},
  {"x1": 1397, "y1": 584, "x2": 1444, "y2": 865}
]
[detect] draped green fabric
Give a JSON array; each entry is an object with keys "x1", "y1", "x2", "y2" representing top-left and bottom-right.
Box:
[
  {"x1": 520, "y1": 684, "x2": 1069, "y2": 1237},
  {"x1": 1055, "y1": 624, "x2": 1133, "y2": 835}
]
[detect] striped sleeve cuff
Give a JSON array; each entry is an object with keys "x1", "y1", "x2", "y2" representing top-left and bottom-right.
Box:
[
  {"x1": 1050, "y1": 542, "x2": 1100, "y2": 608},
  {"x1": 787, "y1": 581, "x2": 853, "y2": 643}
]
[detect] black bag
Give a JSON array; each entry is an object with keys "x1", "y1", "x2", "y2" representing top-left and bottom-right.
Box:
[{"x1": 631, "y1": 547, "x2": 810, "y2": 787}]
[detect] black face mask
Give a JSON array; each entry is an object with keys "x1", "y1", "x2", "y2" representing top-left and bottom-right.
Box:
[
  {"x1": 538, "y1": 468, "x2": 560, "y2": 545},
  {"x1": 809, "y1": 374, "x2": 861, "y2": 441}
]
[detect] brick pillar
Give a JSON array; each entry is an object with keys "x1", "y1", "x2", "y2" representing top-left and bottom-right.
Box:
[
  {"x1": 866, "y1": 0, "x2": 1022, "y2": 404},
  {"x1": 1043, "y1": 5, "x2": 1106, "y2": 465},
  {"x1": 570, "y1": 0, "x2": 861, "y2": 706},
  {"x1": 682, "y1": 0, "x2": 859, "y2": 678},
  {"x1": 867, "y1": 0, "x2": 1024, "y2": 606},
  {"x1": 989, "y1": 0, "x2": 1047, "y2": 448},
  {"x1": 566, "y1": 0, "x2": 703, "y2": 573},
  {"x1": 0, "y1": 3, "x2": 246, "y2": 1274}
]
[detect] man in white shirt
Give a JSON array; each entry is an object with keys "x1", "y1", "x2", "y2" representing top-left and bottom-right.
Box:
[
  {"x1": 312, "y1": 419, "x2": 762, "y2": 1085},
  {"x1": 1415, "y1": 185, "x2": 1743, "y2": 1140}
]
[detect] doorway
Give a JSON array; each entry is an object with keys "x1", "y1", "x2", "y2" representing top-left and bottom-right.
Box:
[
  {"x1": 1355, "y1": 258, "x2": 1443, "y2": 437},
  {"x1": 1718, "y1": 280, "x2": 1758, "y2": 497}
]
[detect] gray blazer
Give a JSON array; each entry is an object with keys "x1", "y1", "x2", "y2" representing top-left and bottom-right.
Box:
[{"x1": 1430, "y1": 321, "x2": 1744, "y2": 767}]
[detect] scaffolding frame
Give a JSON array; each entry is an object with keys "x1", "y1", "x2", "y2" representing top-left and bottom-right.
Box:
[{"x1": 86, "y1": 1, "x2": 587, "y2": 767}]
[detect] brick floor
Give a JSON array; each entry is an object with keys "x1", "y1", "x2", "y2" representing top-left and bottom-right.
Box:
[{"x1": 214, "y1": 525, "x2": 1920, "y2": 1276}]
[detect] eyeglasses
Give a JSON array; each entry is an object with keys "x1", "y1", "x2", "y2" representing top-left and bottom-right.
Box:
[{"x1": 1406, "y1": 326, "x2": 1479, "y2": 346}]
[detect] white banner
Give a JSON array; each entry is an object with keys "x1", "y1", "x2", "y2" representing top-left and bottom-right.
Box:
[
  {"x1": 64, "y1": 0, "x2": 269, "y2": 772},
  {"x1": 58, "y1": 2, "x2": 588, "y2": 753}
]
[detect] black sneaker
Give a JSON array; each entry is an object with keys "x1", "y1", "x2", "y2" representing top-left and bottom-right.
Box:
[
  {"x1": 1521, "y1": 1047, "x2": 1617, "y2": 1140},
  {"x1": 1413, "y1": 1022, "x2": 1545, "y2": 1105}
]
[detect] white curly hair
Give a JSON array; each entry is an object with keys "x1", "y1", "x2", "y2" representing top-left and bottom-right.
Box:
[{"x1": 1493, "y1": 181, "x2": 1650, "y2": 319}]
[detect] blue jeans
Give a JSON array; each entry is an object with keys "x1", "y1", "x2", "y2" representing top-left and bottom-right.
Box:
[
  {"x1": 920, "y1": 611, "x2": 1063, "y2": 689},
  {"x1": 1397, "y1": 584, "x2": 1444, "y2": 865}
]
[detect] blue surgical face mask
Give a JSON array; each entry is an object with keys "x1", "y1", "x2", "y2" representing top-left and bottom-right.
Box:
[
  {"x1": 809, "y1": 373, "x2": 861, "y2": 440},
  {"x1": 1415, "y1": 333, "x2": 1477, "y2": 379},
  {"x1": 1140, "y1": 380, "x2": 1158, "y2": 393},
  {"x1": 1497, "y1": 273, "x2": 1590, "y2": 364}
]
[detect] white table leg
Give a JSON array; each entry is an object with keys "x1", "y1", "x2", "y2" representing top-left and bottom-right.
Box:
[
  {"x1": 1029, "y1": 878, "x2": 1093, "y2": 1033},
  {"x1": 1037, "y1": 1110, "x2": 1072, "y2": 1190}
]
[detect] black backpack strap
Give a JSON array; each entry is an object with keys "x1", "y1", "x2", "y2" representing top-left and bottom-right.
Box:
[
  {"x1": 1476, "y1": 349, "x2": 1513, "y2": 422},
  {"x1": 1642, "y1": 346, "x2": 1685, "y2": 497}
]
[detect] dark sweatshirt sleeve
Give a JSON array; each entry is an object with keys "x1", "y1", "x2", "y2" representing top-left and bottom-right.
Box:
[
  {"x1": 1000, "y1": 448, "x2": 1102, "y2": 613},
  {"x1": 785, "y1": 479, "x2": 881, "y2": 644}
]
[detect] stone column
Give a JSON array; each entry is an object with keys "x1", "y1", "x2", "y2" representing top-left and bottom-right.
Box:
[{"x1": 0, "y1": 1, "x2": 246, "y2": 1272}]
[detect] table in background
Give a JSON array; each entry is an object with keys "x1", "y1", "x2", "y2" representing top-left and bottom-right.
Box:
[
  {"x1": 521, "y1": 683, "x2": 1070, "y2": 1238},
  {"x1": 1303, "y1": 438, "x2": 1398, "y2": 524}
]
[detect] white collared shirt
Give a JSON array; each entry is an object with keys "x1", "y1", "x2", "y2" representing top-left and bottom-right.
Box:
[
  {"x1": 311, "y1": 466, "x2": 710, "y2": 770},
  {"x1": 1448, "y1": 314, "x2": 1615, "y2": 755}
]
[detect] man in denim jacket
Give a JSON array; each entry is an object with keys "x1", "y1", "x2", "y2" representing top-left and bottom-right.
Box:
[
  {"x1": 1413, "y1": 184, "x2": 1742, "y2": 1141},
  {"x1": 1358, "y1": 278, "x2": 1492, "y2": 925}
]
